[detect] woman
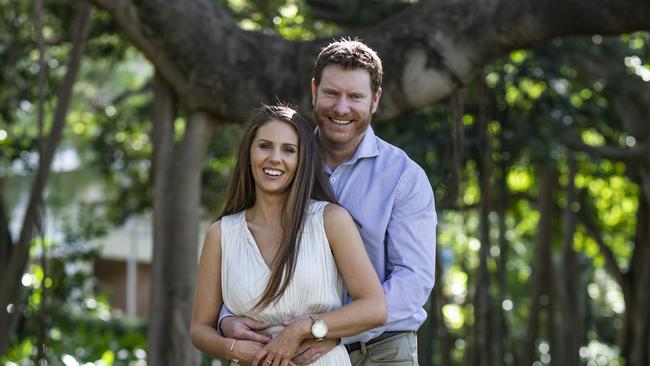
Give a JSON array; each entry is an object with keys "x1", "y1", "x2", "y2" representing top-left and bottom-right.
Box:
[{"x1": 190, "y1": 104, "x2": 386, "y2": 366}]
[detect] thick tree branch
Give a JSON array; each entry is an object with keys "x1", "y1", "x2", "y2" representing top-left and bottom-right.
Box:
[{"x1": 87, "y1": 0, "x2": 650, "y2": 123}]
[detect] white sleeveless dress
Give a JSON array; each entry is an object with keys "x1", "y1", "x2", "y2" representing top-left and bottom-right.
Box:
[{"x1": 221, "y1": 200, "x2": 352, "y2": 365}]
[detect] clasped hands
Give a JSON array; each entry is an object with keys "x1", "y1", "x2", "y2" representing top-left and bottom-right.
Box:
[{"x1": 221, "y1": 316, "x2": 337, "y2": 366}]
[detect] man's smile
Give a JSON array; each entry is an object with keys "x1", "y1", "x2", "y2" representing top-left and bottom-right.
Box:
[{"x1": 330, "y1": 117, "x2": 353, "y2": 125}]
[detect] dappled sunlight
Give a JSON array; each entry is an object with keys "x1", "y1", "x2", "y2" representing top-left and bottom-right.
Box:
[{"x1": 442, "y1": 304, "x2": 464, "y2": 330}]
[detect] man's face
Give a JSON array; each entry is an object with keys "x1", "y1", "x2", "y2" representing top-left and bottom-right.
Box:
[{"x1": 312, "y1": 64, "x2": 382, "y2": 152}]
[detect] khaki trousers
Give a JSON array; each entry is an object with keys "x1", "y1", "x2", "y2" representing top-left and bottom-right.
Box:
[{"x1": 348, "y1": 332, "x2": 418, "y2": 366}]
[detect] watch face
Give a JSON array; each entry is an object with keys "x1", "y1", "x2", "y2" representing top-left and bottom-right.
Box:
[{"x1": 312, "y1": 321, "x2": 327, "y2": 338}]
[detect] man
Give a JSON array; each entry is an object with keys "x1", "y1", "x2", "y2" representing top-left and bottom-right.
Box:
[{"x1": 221, "y1": 39, "x2": 437, "y2": 365}]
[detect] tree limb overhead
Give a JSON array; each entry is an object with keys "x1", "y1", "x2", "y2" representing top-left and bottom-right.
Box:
[{"x1": 87, "y1": 0, "x2": 650, "y2": 123}]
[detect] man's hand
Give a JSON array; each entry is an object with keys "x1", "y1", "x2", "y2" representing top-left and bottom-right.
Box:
[
  {"x1": 231, "y1": 340, "x2": 265, "y2": 366},
  {"x1": 221, "y1": 316, "x2": 272, "y2": 344},
  {"x1": 291, "y1": 339, "x2": 338, "y2": 365}
]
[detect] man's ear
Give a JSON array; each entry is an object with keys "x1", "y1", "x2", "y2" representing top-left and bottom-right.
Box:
[
  {"x1": 371, "y1": 87, "x2": 382, "y2": 114},
  {"x1": 311, "y1": 79, "x2": 317, "y2": 106}
]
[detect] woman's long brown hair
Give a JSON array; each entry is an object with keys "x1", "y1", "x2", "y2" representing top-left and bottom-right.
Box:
[{"x1": 218, "y1": 104, "x2": 336, "y2": 310}]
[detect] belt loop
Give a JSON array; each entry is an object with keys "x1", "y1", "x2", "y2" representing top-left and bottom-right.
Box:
[{"x1": 360, "y1": 342, "x2": 367, "y2": 355}]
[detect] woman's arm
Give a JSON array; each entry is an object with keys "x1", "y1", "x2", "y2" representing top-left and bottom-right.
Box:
[
  {"x1": 191, "y1": 221, "x2": 264, "y2": 363},
  {"x1": 252, "y1": 204, "x2": 386, "y2": 365}
]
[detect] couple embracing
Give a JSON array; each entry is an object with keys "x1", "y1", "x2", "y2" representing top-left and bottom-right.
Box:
[{"x1": 191, "y1": 39, "x2": 437, "y2": 366}]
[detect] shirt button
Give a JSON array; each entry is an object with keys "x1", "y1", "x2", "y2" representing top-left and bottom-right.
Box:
[{"x1": 330, "y1": 177, "x2": 336, "y2": 183}]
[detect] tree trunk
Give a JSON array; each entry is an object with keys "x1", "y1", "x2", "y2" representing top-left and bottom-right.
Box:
[
  {"x1": 495, "y1": 163, "x2": 514, "y2": 365},
  {"x1": 522, "y1": 165, "x2": 557, "y2": 366},
  {"x1": 168, "y1": 111, "x2": 215, "y2": 365},
  {"x1": 148, "y1": 73, "x2": 177, "y2": 364},
  {"x1": 433, "y1": 252, "x2": 454, "y2": 366},
  {"x1": 0, "y1": 179, "x2": 12, "y2": 271},
  {"x1": 555, "y1": 156, "x2": 580, "y2": 366},
  {"x1": 149, "y1": 107, "x2": 215, "y2": 365},
  {"x1": 625, "y1": 184, "x2": 650, "y2": 366},
  {"x1": 438, "y1": 91, "x2": 464, "y2": 210},
  {"x1": 417, "y1": 297, "x2": 433, "y2": 364},
  {"x1": 472, "y1": 76, "x2": 491, "y2": 366},
  {"x1": 0, "y1": 2, "x2": 93, "y2": 353}
]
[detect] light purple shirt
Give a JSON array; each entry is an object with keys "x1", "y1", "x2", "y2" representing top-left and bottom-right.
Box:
[{"x1": 325, "y1": 126, "x2": 437, "y2": 344}]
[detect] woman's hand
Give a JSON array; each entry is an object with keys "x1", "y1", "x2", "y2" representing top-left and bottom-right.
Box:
[
  {"x1": 231, "y1": 340, "x2": 266, "y2": 365},
  {"x1": 251, "y1": 318, "x2": 310, "y2": 366}
]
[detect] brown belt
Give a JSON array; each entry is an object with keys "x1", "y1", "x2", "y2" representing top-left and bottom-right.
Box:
[{"x1": 344, "y1": 331, "x2": 404, "y2": 353}]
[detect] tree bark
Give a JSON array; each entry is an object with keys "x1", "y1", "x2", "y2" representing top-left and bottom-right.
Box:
[
  {"x1": 34, "y1": 0, "x2": 50, "y2": 361},
  {"x1": 438, "y1": 91, "x2": 464, "y2": 210},
  {"x1": 0, "y1": 2, "x2": 93, "y2": 354},
  {"x1": 555, "y1": 156, "x2": 580, "y2": 366},
  {"x1": 434, "y1": 250, "x2": 454, "y2": 366},
  {"x1": 522, "y1": 165, "x2": 557, "y2": 366},
  {"x1": 0, "y1": 180, "x2": 12, "y2": 270},
  {"x1": 164, "y1": 111, "x2": 214, "y2": 365},
  {"x1": 153, "y1": 111, "x2": 215, "y2": 365},
  {"x1": 495, "y1": 163, "x2": 514, "y2": 365},
  {"x1": 87, "y1": 0, "x2": 650, "y2": 124},
  {"x1": 148, "y1": 104, "x2": 216, "y2": 364},
  {"x1": 148, "y1": 73, "x2": 177, "y2": 365},
  {"x1": 627, "y1": 191, "x2": 650, "y2": 366},
  {"x1": 472, "y1": 76, "x2": 491, "y2": 366},
  {"x1": 417, "y1": 297, "x2": 433, "y2": 364}
]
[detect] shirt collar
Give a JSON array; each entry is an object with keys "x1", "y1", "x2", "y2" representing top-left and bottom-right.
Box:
[
  {"x1": 314, "y1": 124, "x2": 379, "y2": 163},
  {"x1": 350, "y1": 125, "x2": 379, "y2": 162}
]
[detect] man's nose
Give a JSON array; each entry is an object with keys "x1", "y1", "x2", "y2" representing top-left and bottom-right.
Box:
[{"x1": 332, "y1": 97, "x2": 350, "y2": 115}]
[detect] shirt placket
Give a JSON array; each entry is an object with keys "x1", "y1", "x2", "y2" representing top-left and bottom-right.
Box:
[{"x1": 328, "y1": 163, "x2": 351, "y2": 198}]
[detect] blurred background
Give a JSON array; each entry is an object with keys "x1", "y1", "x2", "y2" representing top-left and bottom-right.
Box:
[{"x1": 1, "y1": 0, "x2": 649, "y2": 365}]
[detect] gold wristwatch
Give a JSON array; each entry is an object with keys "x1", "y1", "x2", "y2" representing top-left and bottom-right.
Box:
[{"x1": 309, "y1": 315, "x2": 328, "y2": 341}]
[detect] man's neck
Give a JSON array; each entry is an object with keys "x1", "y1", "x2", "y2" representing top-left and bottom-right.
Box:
[
  {"x1": 319, "y1": 136, "x2": 364, "y2": 171},
  {"x1": 322, "y1": 149, "x2": 352, "y2": 171}
]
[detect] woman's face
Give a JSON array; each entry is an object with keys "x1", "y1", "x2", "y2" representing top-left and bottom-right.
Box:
[{"x1": 250, "y1": 119, "x2": 299, "y2": 196}]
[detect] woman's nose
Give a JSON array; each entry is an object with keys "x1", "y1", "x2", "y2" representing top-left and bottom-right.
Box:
[{"x1": 268, "y1": 148, "x2": 282, "y2": 162}]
